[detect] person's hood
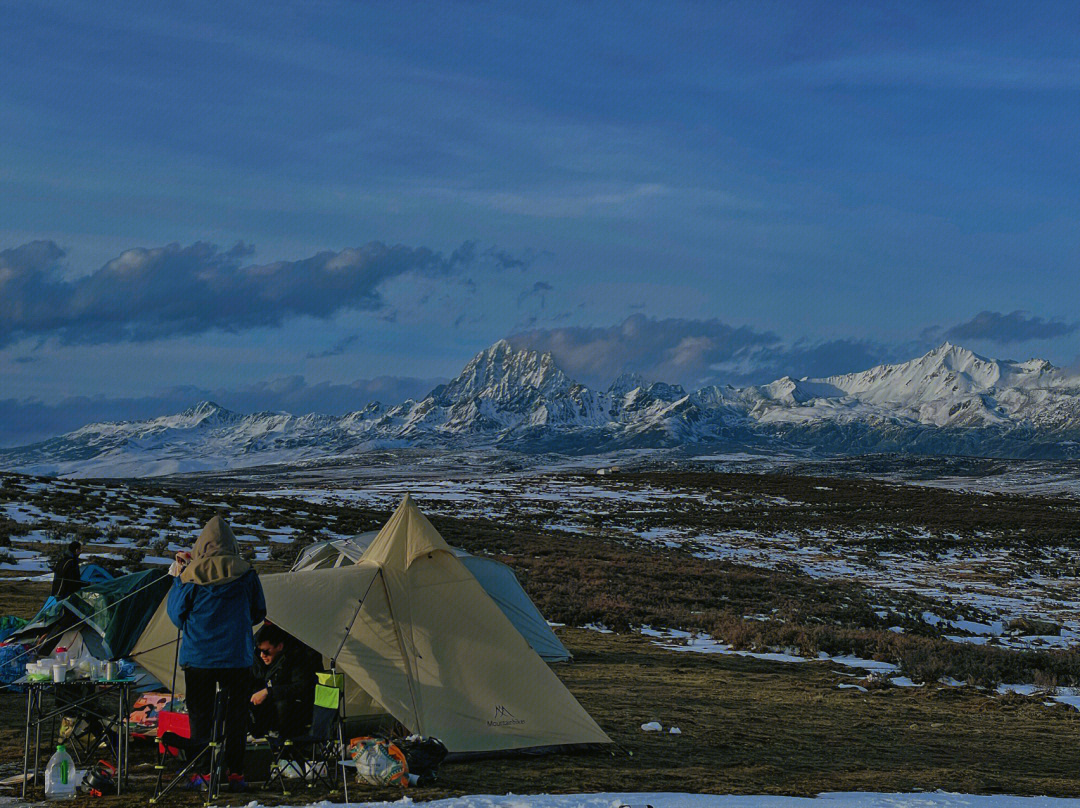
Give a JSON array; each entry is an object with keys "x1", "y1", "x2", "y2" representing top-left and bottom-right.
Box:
[{"x1": 180, "y1": 515, "x2": 252, "y2": 586}]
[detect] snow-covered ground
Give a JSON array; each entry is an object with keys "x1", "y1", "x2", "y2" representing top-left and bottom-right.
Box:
[
  {"x1": 4, "y1": 464, "x2": 1080, "y2": 712},
  {"x1": 5, "y1": 468, "x2": 1079, "y2": 650},
  {"x1": 3, "y1": 792, "x2": 1072, "y2": 808},
  {"x1": 331, "y1": 796, "x2": 1080, "y2": 808},
  {"x1": 242, "y1": 475, "x2": 1080, "y2": 651}
]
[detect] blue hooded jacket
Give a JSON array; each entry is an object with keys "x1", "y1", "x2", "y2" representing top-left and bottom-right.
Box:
[
  {"x1": 166, "y1": 516, "x2": 267, "y2": 669},
  {"x1": 168, "y1": 569, "x2": 266, "y2": 669}
]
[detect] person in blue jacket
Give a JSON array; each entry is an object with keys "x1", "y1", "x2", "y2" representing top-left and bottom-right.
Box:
[{"x1": 168, "y1": 515, "x2": 265, "y2": 792}]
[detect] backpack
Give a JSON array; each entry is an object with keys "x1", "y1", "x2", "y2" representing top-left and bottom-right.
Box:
[
  {"x1": 393, "y1": 736, "x2": 447, "y2": 785},
  {"x1": 348, "y1": 736, "x2": 409, "y2": 787}
]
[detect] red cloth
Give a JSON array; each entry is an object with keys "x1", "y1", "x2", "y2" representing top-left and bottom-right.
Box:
[{"x1": 157, "y1": 710, "x2": 190, "y2": 757}]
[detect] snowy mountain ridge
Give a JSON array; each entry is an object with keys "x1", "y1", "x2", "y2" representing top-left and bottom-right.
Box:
[{"x1": 7, "y1": 340, "x2": 1080, "y2": 477}]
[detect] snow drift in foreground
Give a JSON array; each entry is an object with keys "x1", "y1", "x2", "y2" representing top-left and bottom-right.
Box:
[
  {"x1": 3, "y1": 793, "x2": 1077, "y2": 808},
  {"x1": 203, "y1": 792, "x2": 1080, "y2": 808}
]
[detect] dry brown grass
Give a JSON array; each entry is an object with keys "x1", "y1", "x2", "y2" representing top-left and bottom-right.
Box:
[
  {"x1": 4, "y1": 618, "x2": 1080, "y2": 804},
  {"x1": 5, "y1": 469, "x2": 1080, "y2": 802},
  {"x1": 435, "y1": 515, "x2": 1080, "y2": 689}
]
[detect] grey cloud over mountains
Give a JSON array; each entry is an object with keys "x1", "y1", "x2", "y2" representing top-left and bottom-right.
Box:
[
  {"x1": 0, "y1": 374, "x2": 444, "y2": 447},
  {"x1": 927, "y1": 310, "x2": 1080, "y2": 345},
  {"x1": 306, "y1": 334, "x2": 360, "y2": 359},
  {"x1": 507, "y1": 314, "x2": 890, "y2": 388},
  {"x1": 0, "y1": 239, "x2": 511, "y2": 346}
]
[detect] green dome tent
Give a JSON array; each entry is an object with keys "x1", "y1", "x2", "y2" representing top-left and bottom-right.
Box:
[{"x1": 13, "y1": 568, "x2": 172, "y2": 661}]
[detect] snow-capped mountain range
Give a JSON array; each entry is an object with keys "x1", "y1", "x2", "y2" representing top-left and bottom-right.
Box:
[{"x1": 6, "y1": 340, "x2": 1080, "y2": 477}]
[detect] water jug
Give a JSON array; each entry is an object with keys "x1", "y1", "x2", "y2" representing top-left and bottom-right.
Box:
[{"x1": 44, "y1": 744, "x2": 76, "y2": 799}]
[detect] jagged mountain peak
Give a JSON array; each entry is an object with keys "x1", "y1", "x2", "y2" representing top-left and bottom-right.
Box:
[
  {"x1": 645, "y1": 381, "x2": 687, "y2": 401},
  {"x1": 435, "y1": 340, "x2": 576, "y2": 405},
  {"x1": 179, "y1": 401, "x2": 232, "y2": 419},
  {"x1": 819, "y1": 343, "x2": 1005, "y2": 403},
  {"x1": 922, "y1": 342, "x2": 993, "y2": 372},
  {"x1": 608, "y1": 372, "x2": 648, "y2": 394}
]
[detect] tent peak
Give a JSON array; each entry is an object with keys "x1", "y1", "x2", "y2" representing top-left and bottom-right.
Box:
[{"x1": 361, "y1": 495, "x2": 454, "y2": 569}]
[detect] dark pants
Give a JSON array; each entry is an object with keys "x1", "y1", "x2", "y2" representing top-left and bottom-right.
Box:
[
  {"x1": 250, "y1": 696, "x2": 311, "y2": 739},
  {"x1": 183, "y1": 667, "x2": 250, "y2": 776}
]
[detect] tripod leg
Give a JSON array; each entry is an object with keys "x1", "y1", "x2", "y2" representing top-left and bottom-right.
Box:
[
  {"x1": 33, "y1": 691, "x2": 41, "y2": 795},
  {"x1": 340, "y1": 715, "x2": 349, "y2": 803},
  {"x1": 152, "y1": 743, "x2": 211, "y2": 803},
  {"x1": 205, "y1": 684, "x2": 226, "y2": 804},
  {"x1": 22, "y1": 686, "x2": 34, "y2": 800}
]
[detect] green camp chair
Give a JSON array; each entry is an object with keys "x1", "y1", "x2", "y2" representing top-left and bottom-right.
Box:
[{"x1": 265, "y1": 672, "x2": 347, "y2": 796}]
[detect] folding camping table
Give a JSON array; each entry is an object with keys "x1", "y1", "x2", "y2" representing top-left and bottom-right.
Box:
[{"x1": 20, "y1": 676, "x2": 134, "y2": 799}]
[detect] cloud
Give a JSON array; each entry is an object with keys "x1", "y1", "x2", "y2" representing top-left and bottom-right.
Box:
[
  {"x1": 0, "y1": 374, "x2": 445, "y2": 447},
  {"x1": 517, "y1": 281, "x2": 553, "y2": 308},
  {"x1": 933, "y1": 311, "x2": 1079, "y2": 345},
  {"x1": 507, "y1": 314, "x2": 890, "y2": 389},
  {"x1": 0, "y1": 238, "x2": 522, "y2": 347},
  {"x1": 306, "y1": 334, "x2": 359, "y2": 359}
]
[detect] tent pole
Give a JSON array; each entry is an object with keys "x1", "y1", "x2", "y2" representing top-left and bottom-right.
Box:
[
  {"x1": 330, "y1": 568, "x2": 380, "y2": 668},
  {"x1": 330, "y1": 569, "x2": 379, "y2": 806},
  {"x1": 151, "y1": 625, "x2": 181, "y2": 803},
  {"x1": 169, "y1": 626, "x2": 181, "y2": 695}
]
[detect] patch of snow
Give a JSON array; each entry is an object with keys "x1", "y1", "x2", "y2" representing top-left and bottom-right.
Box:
[
  {"x1": 583, "y1": 623, "x2": 614, "y2": 635},
  {"x1": 125, "y1": 791, "x2": 1080, "y2": 808},
  {"x1": 889, "y1": 677, "x2": 922, "y2": 688},
  {"x1": 820, "y1": 653, "x2": 900, "y2": 674}
]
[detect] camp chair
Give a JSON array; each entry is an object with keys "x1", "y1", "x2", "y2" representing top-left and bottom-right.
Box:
[
  {"x1": 151, "y1": 685, "x2": 227, "y2": 804},
  {"x1": 265, "y1": 672, "x2": 348, "y2": 797}
]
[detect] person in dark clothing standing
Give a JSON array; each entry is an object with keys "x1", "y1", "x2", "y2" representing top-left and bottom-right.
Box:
[
  {"x1": 167, "y1": 516, "x2": 266, "y2": 793},
  {"x1": 51, "y1": 541, "x2": 83, "y2": 600},
  {"x1": 249, "y1": 622, "x2": 319, "y2": 738}
]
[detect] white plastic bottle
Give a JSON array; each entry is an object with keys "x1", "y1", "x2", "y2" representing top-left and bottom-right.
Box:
[{"x1": 44, "y1": 744, "x2": 76, "y2": 799}]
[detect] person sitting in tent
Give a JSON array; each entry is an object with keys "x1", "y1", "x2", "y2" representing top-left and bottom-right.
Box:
[
  {"x1": 167, "y1": 516, "x2": 266, "y2": 793},
  {"x1": 249, "y1": 622, "x2": 319, "y2": 738},
  {"x1": 51, "y1": 540, "x2": 83, "y2": 600}
]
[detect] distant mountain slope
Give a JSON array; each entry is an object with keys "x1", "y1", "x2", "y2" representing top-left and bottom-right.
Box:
[{"x1": 5, "y1": 340, "x2": 1080, "y2": 477}]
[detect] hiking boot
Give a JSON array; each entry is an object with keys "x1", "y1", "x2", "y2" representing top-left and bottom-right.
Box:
[{"x1": 227, "y1": 773, "x2": 248, "y2": 793}]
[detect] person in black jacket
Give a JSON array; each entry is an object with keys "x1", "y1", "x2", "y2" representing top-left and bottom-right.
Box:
[
  {"x1": 51, "y1": 541, "x2": 83, "y2": 600},
  {"x1": 249, "y1": 622, "x2": 319, "y2": 739}
]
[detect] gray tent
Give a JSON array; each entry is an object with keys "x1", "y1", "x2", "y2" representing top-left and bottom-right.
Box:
[{"x1": 293, "y1": 532, "x2": 572, "y2": 663}]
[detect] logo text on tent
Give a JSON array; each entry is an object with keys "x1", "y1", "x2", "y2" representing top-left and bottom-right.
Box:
[{"x1": 488, "y1": 704, "x2": 525, "y2": 727}]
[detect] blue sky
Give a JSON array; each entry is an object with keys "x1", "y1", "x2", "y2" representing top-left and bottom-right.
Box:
[{"x1": 2, "y1": 2, "x2": 1079, "y2": 443}]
